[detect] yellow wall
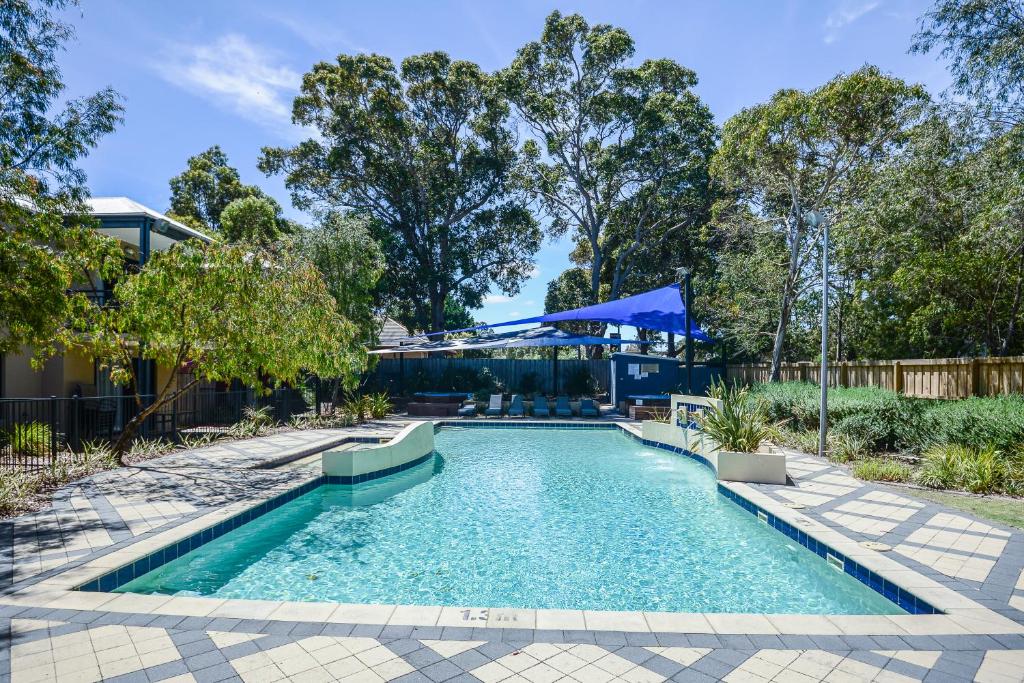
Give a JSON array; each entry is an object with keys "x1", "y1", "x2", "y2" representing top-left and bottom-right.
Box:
[
  {"x1": 62, "y1": 347, "x2": 95, "y2": 396},
  {"x1": 1, "y1": 346, "x2": 180, "y2": 399}
]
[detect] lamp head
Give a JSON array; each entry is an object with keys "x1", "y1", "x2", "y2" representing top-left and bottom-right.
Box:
[{"x1": 675, "y1": 266, "x2": 691, "y2": 278}]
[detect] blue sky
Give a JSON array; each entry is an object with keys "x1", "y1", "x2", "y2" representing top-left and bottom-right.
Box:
[{"x1": 64, "y1": 0, "x2": 950, "y2": 327}]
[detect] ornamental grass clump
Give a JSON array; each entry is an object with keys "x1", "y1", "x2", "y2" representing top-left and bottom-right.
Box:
[
  {"x1": 852, "y1": 458, "x2": 913, "y2": 483},
  {"x1": 368, "y1": 393, "x2": 391, "y2": 419},
  {"x1": 915, "y1": 444, "x2": 1019, "y2": 494},
  {"x1": 695, "y1": 386, "x2": 774, "y2": 453}
]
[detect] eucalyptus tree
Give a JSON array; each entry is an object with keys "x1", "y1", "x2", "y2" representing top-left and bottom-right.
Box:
[
  {"x1": 711, "y1": 66, "x2": 928, "y2": 379},
  {"x1": 294, "y1": 211, "x2": 383, "y2": 343},
  {"x1": 0, "y1": 0, "x2": 124, "y2": 356},
  {"x1": 168, "y1": 145, "x2": 297, "y2": 240},
  {"x1": 260, "y1": 52, "x2": 541, "y2": 333},
  {"x1": 841, "y1": 115, "x2": 1024, "y2": 358},
  {"x1": 499, "y1": 11, "x2": 716, "y2": 306},
  {"x1": 913, "y1": 0, "x2": 1024, "y2": 127}
]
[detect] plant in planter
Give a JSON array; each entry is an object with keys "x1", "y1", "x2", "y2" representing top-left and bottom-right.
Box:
[
  {"x1": 695, "y1": 386, "x2": 773, "y2": 453},
  {"x1": 695, "y1": 386, "x2": 787, "y2": 484}
]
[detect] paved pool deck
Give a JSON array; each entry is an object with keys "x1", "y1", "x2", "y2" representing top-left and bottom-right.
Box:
[{"x1": 1, "y1": 417, "x2": 1023, "y2": 682}]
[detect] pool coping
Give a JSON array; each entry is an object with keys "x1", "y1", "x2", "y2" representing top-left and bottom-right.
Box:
[{"x1": 3, "y1": 420, "x2": 1022, "y2": 639}]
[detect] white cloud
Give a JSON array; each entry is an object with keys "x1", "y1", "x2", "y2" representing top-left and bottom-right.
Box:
[
  {"x1": 529, "y1": 265, "x2": 542, "y2": 278},
  {"x1": 484, "y1": 293, "x2": 513, "y2": 304},
  {"x1": 155, "y1": 34, "x2": 300, "y2": 133},
  {"x1": 824, "y1": 1, "x2": 880, "y2": 44}
]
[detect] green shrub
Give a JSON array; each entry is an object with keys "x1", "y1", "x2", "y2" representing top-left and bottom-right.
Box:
[
  {"x1": 229, "y1": 406, "x2": 277, "y2": 437},
  {"x1": 853, "y1": 458, "x2": 913, "y2": 483},
  {"x1": 919, "y1": 395, "x2": 1024, "y2": 453},
  {"x1": 0, "y1": 467, "x2": 39, "y2": 515},
  {"x1": 342, "y1": 394, "x2": 374, "y2": 422},
  {"x1": 775, "y1": 427, "x2": 821, "y2": 455},
  {"x1": 368, "y1": 392, "x2": 391, "y2": 419},
  {"x1": 695, "y1": 386, "x2": 774, "y2": 453},
  {"x1": 750, "y1": 382, "x2": 925, "y2": 452},
  {"x1": 828, "y1": 432, "x2": 869, "y2": 463},
  {"x1": 916, "y1": 443, "x2": 1015, "y2": 494},
  {"x1": 6, "y1": 422, "x2": 51, "y2": 459}
]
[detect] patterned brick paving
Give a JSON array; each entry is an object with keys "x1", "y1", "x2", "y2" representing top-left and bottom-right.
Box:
[{"x1": 2, "y1": 421, "x2": 1024, "y2": 681}]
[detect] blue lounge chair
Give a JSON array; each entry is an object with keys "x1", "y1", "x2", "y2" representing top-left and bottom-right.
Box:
[
  {"x1": 508, "y1": 394, "x2": 525, "y2": 417},
  {"x1": 555, "y1": 395, "x2": 572, "y2": 418},
  {"x1": 533, "y1": 396, "x2": 550, "y2": 417},
  {"x1": 457, "y1": 401, "x2": 477, "y2": 417},
  {"x1": 484, "y1": 394, "x2": 503, "y2": 417},
  {"x1": 580, "y1": 398, "x2": 600, "y2": 418}
]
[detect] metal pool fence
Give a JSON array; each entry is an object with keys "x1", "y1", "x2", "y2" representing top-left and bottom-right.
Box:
[{"x1": 0, "y1": 386, "x2": 310, "y2": 472}]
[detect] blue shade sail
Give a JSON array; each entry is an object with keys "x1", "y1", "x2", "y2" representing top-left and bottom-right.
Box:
[{"x1": 407, "y1": 285, "x2": 711, "y2": 342}]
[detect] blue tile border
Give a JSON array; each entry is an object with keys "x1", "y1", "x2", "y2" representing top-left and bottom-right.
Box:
[
  {"x1": 79, "y1": 421, "x2": 939, "y2": 615},
  {"x1": 323, "y1": 450, "x2": 435, "y2": 485}
]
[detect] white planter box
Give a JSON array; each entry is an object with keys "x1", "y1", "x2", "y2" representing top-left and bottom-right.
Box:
[
  {"x1": 642, "y1": 419, "x2": 787, "y2": 485},
  {"x1": 716, "y1": 449, "x2": 787, "y2": 485}
]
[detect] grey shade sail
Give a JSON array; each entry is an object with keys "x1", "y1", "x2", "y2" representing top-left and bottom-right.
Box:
[{"x1": 368, "y1": 326, "x2": 650, "y2": 355}]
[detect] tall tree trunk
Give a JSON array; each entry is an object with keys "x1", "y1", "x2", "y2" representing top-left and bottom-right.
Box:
[
  {"x1": 112, "y1": 377, "x2": 200, "y2": 463},
  {"x1": 667, "y1": 332, "x2": 676, "y2": 358},
  {"x1": 770, "y1": 217, "x2": 803, "y2": 381},
  {"x1": 429, "y1": 289, "x2": 446, "y2": 334},
  {"x1": 768, "y1": 301, "x2": 790, "y2": 382},
  {"x1": 638, "y1": 329, "x2": 648, "y2": 355},
  {"x1": 1000, "y1": 248, "x2": 1024, "y2": 356}
]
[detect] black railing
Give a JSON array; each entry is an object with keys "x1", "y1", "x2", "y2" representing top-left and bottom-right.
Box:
[{"x1": 0, "y1": 385, "x2": 312, "y2": 472}]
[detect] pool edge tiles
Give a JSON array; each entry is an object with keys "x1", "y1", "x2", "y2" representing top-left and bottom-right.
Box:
[{"x1": 76, "y1": 422, "x2": 937, "y2": 616}]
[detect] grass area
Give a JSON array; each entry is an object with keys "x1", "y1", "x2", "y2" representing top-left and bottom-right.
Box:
[{"x1": 900, "y1": 487, "x2": 1024, "y2": 531}]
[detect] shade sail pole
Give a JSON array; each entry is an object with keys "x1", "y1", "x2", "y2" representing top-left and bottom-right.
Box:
[{"x1": 553, "y1": 345, "x2": 559, "y2": 394}]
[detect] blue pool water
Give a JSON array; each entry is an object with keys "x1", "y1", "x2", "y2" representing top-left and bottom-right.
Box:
[{"x1": 117, "y1": 427, "x2": 902, "y2": 614}]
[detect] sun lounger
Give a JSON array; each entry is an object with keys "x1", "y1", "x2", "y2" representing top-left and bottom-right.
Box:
[
  {"x1": 533, "y1": 396, "x2": 550, "y2": 417},
  {"x1": 457, "y1": 401, "x2": 477, "y2": 417},
  {"x1": 555, "y1": 395, "x2": 572, "y2": 418},
  {"x1": 580, "y1": 398, "x2": 600, "y2": 418},
  {"x1": 508, "y1": 394, "x2": 525, "y2": 417},
  {"x1": 484, "y1": 394, "x2": 503, "y2": 417}
]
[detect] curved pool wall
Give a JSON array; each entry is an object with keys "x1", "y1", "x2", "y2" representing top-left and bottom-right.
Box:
[
  {"x1": 78, "y1": 422, "x2": 939, "y2": 616},
  {"x1": 321, "y1": 420, "x2": 435, "y2": 483}
]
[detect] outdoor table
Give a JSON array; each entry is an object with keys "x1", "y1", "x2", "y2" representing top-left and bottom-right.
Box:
[
  {"x1": 406, "y1": 402, "x2": 460, "y2": 416},
  {"x1": 412, "y1": 392, "x2": 471, "y2": 403},
  {"x1": 625, "y1": 394, "x2": 671, "y2": 407}
]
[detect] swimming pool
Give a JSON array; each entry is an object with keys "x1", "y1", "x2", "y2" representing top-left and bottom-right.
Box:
[{"x1": 115, "y1": 427, "x2": 902, "y2": 614}]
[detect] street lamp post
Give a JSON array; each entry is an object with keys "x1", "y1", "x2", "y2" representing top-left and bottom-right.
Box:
[
  {"x1": 676, "y1": 267, "x2": 693, "y2": 394},
  {"x1": 805, "y1": 210, "x2": 828, "y2": 459}
]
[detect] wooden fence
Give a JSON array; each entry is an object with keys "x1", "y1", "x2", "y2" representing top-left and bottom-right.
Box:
[{"x1": 726, "y1": 356, "x2": 1024, "y2": 399}]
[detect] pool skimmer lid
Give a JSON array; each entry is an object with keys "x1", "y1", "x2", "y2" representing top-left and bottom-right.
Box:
[
  {"x1": 860, "y1": 541, "x2": 892, "y2": 552},
  {"x1": 783, "y1": 502, "x2": 805, "y2": 509}
]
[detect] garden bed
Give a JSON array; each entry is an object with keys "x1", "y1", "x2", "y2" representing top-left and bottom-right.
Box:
[{"x1": 753, "y1": 382, "x2": 1024, "y2": 497}]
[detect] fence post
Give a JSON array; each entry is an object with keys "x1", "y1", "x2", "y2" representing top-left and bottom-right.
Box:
[
  {"x1": 969, "y1": 358, "x2": 981, "y2": 398},
  {"x1": 48, "y1": 395, "x2": 57, "y2": 463},
  {"x1": 893, "y1": 360, "x2": 903, "y2": 394},
  {"x1": 171, "y1": 394, "x2": 178, "y2": 442},
  {"x1": 71, "y1": 395, "x2": 80, "y2": 454}
]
